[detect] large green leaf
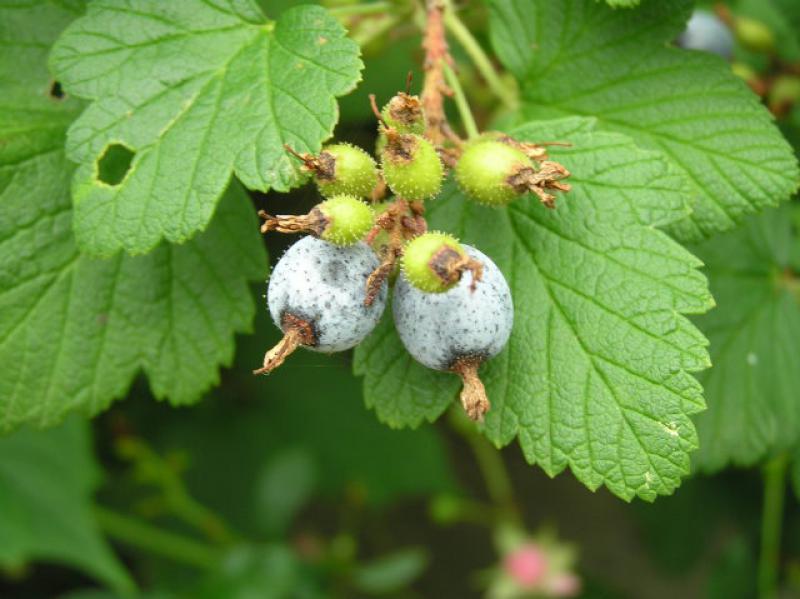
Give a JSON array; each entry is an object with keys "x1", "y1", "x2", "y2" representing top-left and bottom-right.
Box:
[
  {"x1": 0, "y1": 0, "x2": 267, "y2": 431},
  {"x1": 489, "y1": 0, "x2": 798, "y2": 242},
  {"x1": 0, "y1": 419, "x2": 131, "y2": 590},
  {"x1": 692, "y1": 205, "x2": 800, "y2": 471},
  {"x1": 356, "y1": 117, "x2": 712, "y2": 501},
  {"x1": 50, "y1": 0, "x2": 362, "y2": 256}
]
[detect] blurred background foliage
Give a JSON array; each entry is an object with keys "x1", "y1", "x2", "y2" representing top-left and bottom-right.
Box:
[{"x1": 3, "y1": 0, "x2": 800, "y2": 598}]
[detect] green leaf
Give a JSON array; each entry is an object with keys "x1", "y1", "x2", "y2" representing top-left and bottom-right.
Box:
[
  {"x1": 356, "y1": 117, "x2": 712, "y2": 501},
  {"x1": 352, "y1": 548, "x2": 429, "y2": 594},
  {"x1": 602, "y1": 0, "x2": 641, "y2": 7},
  {"x1": 0, "y1": 419, "x2": 132, "y2": 591},
  {"x1": 0, "y1": 174, "x2": 265, "y2": 430},
  {"x1": 0, "y1": 0, "x2": 267, "y2": 431},
  {"x1": 195, "y1": 545, "x2": 323, "y2": 599},
  {"x1": 253, "y1": 448, "x2": 317, "y2": 538},
  {"x1": 691, "y1": 204, "x2": 800, "y2": 472},
  {"x1": 50, "y1": 1, "x2": 362, "y2": 256},
  {"x1": 489, "y1": 0, "x2": 799, "y2": 242}
]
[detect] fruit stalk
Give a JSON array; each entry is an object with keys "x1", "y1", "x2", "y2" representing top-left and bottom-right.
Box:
[{"x1": 421, "y1": 0, "x2": 453, "y2": 144}]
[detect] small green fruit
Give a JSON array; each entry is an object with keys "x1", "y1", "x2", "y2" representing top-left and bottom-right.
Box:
[
  {"x1": 318, "y1": 195, "x2": 374, "y2": 246},
  {"x1": 315, "y1": 143, "x2": 378, "y2": 199},
  {"x1": 455, "y1": 139, "x2": 534, "y2": 206},
  {"x1": 402, "y1": 232, "x2": 477, "y2": 293},
  {"x1": 381, "y1": 92, "x2": 425, "y2": 134},
  {"x1": 734, "y1": 16, "x2": 775, "y2": 54},
  {"x1": 381, "y1": 134, "x2": 443, "y2": 200},
  {"x1": 769, "y1": 75, "x2": 800, "y2": 108}
]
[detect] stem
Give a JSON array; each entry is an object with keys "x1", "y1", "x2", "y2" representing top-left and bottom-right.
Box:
[
  {"x1": 95, "y1": 506, "x2": 224, "y2": 570},
  {"x1": 443, "y1": 62, "x2": 479, "y2": 139},
  {"x1": 443, "y1": 4, "x2": 517, "y2": 110},
  {"x1": 758, "y1": 453, "x2": 788, "y2": 599},
  {"x1": 328, "y1": 2, "x2": 393, "y2": 17},
  {"x1": 447, "y1": 409, "x2": 521, "y2": 526},
  {"x1": 421, "y1": 0, "x2": 452, "y2": 144}
]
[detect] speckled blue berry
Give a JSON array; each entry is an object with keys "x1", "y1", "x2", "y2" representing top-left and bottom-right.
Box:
[
  {"x1": 268, "y1": 236, "x2": 387, "y2": 352},
  {"x1": 393, "y1": 245, "x2": 513, "y2": 371}
]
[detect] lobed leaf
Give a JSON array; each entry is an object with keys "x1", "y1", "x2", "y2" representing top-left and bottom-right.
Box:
[
  {"x1": 50, "y1": 0, "x2": 362, "y2": 255},
  {"x1": 0, "y1": 0, "x2": 267, "y2": 431},
  {"x1": 692, "y1": 204, "x2": 800, "y2": 472},
  {"x1": 489, "y1": 0, "x2": 799, "y2": 242},
  {"x1": 356, "y1": 118, "x2": 712, "y2": 501}
]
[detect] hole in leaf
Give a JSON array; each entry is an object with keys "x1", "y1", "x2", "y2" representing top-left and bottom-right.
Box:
[
  {"x1": 96, "y1": 143, "x2": 135, "y2": 186},
  {"x1": 49, "y1": 81, "x2": 65, "y2": 100}
]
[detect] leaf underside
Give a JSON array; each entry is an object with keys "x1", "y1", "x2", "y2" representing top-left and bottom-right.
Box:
[
  {"x1": 692, "y1": 205, "x2": 800, "y2": 472},
  {"x1": 489, "y1": 0, "x2": 798, "y2": 242},
  {"x1": 49, "y1": 0, "x2": 363, "y2": 255},
  {"x1": 357, "y1": 117, "x2": 712, "y2": 501}
]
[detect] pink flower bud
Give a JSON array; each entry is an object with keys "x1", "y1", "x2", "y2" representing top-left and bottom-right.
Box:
[{"x1": 503, "y1": 543, "x2": 548, "y2": 589}]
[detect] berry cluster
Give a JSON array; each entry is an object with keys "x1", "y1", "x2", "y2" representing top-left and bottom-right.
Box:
[{"x1": 255, "y1": 89, "x2": 571, "y2": 421}]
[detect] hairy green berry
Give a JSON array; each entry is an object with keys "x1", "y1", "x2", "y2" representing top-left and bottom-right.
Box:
[
  {"x1": 318, "y1": 195, "x2": 374, "y2": 246},
  {"x1": 315, "y1": 143, "x2": 378, "y2": 199},
  {"x1": 401, "y1": 232, "x2": 481, "y2": 293},
  {"x1": 259, "y1": 195, "x2": 373, "y2": 246},
  {"x1": 734, "y1": 16, "x2": 774, "y2": 53},
  {"x1": 381, "y1": 92, "x2": 425, "y2": 134},
  {"x1": 455, "y1": 139, "x2": 534, "y2": 206},
  {"x1": 381, "y1": 133, "x2": 443, "y2": 200}
]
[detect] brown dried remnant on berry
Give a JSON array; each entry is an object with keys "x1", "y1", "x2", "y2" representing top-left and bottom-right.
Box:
[
  {"x1": 254, "y1": 314, "x2": 316, "y2": 375},
  {"x1": 259, "y1": 208, "x2": 328, "y2": 237},
  {"x1": 382, "y1": 92, "x2": 425, "y2": 134},
  {"x1": 506, "y1": 160, "x2": 572, "y2": 209},
  {"x1": 450, "y1": 357, "x2": 490, "y2": 422},
  {"x1": 429, "y1": 246, "x2": 483, "y2": 292}
]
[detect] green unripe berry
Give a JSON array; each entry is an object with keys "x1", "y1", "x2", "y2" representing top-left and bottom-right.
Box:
[
  {"x1": 381, "y1": 134, "x2": 443, "y2": 200},
  {"x1": 318, "y1": 195, "x2": 374, "y2": 246},
  {"x1": 381, "y1": 92, "x2": 425, "y2": 134},
  {"x1": 734, "y1": 16, "x2": 775, "y2": 54},
  {"x1": 402, "y1": 232, "x2": 471, "y2": 293},
  {"x1": 455, "y1": 139, "x2": 534, "y2": 206},
  {"x1": 769, "y1": 75, "x2": 800, "y2": 109},
  {"x1": 315, "y1": 143, "x2": 378, "y2": 199}
]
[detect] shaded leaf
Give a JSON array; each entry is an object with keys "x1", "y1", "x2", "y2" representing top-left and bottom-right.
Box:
[{"x1": 692, "y1": 205, "x2": 800, "y2": 471}]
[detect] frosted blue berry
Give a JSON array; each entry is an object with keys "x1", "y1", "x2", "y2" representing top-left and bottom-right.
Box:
[
  {"x1": 255, "y1": 237, "x2": 388, "y2": 374},
  {"x1": 678, "y1": 10, "x2": 735, "y2": 58},
  {"x1": 393, "y1": 245, "x2": 513, "y2": 420}
]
